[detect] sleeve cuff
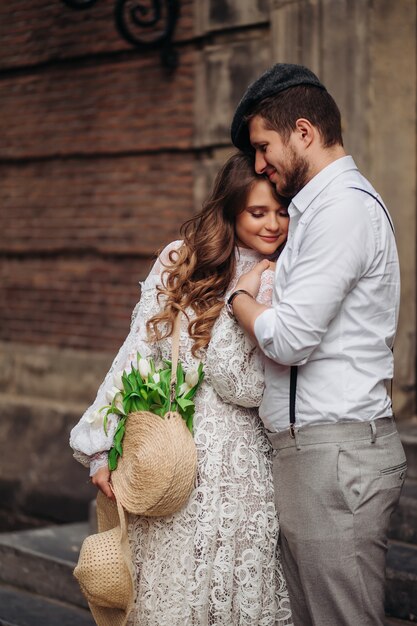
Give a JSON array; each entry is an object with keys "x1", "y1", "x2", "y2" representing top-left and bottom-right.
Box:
[
  {"x1": 89, "y1": 452, "x2": 109, "y2": 477},
  {"x1": 254, "y1": 307, "x2": 276, "y2": 348}
]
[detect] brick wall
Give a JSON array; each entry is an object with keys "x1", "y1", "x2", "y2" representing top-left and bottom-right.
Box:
[{"x1": 0, "y1": 0, "x2": 196, "y2": 353}]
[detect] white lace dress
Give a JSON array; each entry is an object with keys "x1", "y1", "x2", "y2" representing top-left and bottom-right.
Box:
[{"x1": 70, "y1": 241, "x2": 292, "y2": 626}]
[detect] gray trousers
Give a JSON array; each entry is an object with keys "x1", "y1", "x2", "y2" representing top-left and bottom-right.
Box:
[{"x1": 267, "y1": 418, "x2": 407, "y2": 626}]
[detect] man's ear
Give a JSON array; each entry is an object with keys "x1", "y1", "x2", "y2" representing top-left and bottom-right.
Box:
[{"x1": 294, "y1": 118, "x2": 315, "y2": 148}]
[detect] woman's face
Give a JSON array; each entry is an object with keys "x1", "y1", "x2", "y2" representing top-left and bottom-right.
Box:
[{"x1": 235, "y1": 179, "x2": 289, "y2": 256}]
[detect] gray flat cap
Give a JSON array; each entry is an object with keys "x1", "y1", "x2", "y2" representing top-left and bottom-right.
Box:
[{"x1": 231, "y1": 63, "x2": 326, "y2": 152}]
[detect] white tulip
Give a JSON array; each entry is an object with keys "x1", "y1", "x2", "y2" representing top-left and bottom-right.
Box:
[
  {"x1": 113, "y1": 392, "x2": 125, "y2": 414},
  {"x1": 105, "y1": 386, "x2": 121, "y2": 404},
  {"x1": 178, "y1": 382, "x2": 191, "y2": 396},
  {"x1": 85, "y1": 410, "x2": 104, "y2": 428},
  {"x1": 185, "y1": 368, "x2": 199, "y2": 388},
  {"x1": 113, "y1": 370, "x2": 124, "y2": 390},
  {"x1": 138, "y1": 358, "x2": 151, "y2": 379},
  {"x1": 152, "y1": 372, "x2": 160, "y2": 384}
]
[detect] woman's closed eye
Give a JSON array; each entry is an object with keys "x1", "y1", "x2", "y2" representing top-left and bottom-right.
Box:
[{"x1": 250, "y1": 210, "x2": 289, "y2": 220}]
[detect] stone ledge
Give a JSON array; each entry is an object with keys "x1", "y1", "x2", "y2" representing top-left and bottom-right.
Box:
[
  {"x1": 386, "y1": 541, "x2": 417, "y2": 622},
  {"x1": 0, "y1": 341, "x2": 112, "y2": 405},
  {"x1": 0, "y1": 584, "x2": 94, "y2": 626},
  {"x1": 0, "y1": 394, "x2": 96, "y2": 528},
  {"x1": 0, "y1": 523, "x2": 90, "y2": 609},
  {"x1": 389, "y1": 479, "x2": 417, "y2": 544}
]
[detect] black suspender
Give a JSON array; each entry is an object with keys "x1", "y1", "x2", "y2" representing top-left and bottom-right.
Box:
[
  {"x1": 289, "y1": 365, "x2": 298, "y2": 436},
  {"x1": 349, "y1": 187, "x2": 395, "y2": 234},
  {"x1": 288, "y1": 188, "x2": 395, "y2": 434}
]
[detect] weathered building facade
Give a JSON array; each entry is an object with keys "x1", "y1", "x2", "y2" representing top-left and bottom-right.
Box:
[{"x1": 0, "y1": 0, "x2": 416, "y2": 526}]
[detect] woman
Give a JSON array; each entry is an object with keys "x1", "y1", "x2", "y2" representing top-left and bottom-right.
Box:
[{"x1": 70, "y1": 152, "x2": 292, "y2": 626}]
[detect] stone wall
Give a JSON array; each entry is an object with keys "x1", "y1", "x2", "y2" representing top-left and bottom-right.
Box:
[
  {"x1": 0, "y1": 0, "x2": 198, "y2": 527},
  {"x1": 0, "y1": 0, "x2": 415, "y2": 526}
]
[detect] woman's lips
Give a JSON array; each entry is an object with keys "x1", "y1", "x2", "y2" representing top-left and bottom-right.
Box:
[{"x1": 260, "y1": 235, "x2": 279, "y2": 242}]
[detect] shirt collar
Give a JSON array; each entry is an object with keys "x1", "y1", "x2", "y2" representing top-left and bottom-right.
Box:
[{"x1": 290, "y1": 155, "x2": 358, "y2": 215}]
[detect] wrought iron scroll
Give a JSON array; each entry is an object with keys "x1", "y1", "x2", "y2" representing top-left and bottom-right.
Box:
[{"x1": 61, "y1": 0, "x2": 180, "y2": 69}]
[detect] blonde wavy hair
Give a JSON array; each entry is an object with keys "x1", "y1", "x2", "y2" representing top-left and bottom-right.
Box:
[{"x1": 146, "y1": 152, "x2": 285, "y2": 356}]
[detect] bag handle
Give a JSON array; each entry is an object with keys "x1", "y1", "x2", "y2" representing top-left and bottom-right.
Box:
[{"x1": 169, "y1": 313, "x2": 182, "y2": 408}]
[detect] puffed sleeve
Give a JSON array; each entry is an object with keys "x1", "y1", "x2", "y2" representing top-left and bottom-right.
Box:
[
  {"x1": 69, "y1": 240, "x2": 182, "y2": 468},
  {"x1": 205, "y1": 269, "x2": 275, "y2": 408}
]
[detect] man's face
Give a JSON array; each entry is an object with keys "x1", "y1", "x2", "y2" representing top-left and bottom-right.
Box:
[{"x1": 248, "y1": 115, "x2": 310, "y2": 198}]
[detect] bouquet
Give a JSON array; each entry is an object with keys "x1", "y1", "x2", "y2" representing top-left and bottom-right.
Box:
[{"x1": 101, "y1": 354, "x2": 204, "y2": 470}]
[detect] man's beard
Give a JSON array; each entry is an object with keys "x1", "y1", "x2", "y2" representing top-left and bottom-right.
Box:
[{"x1": 276, "y1": 147, "x2": 310, "y2": 198}]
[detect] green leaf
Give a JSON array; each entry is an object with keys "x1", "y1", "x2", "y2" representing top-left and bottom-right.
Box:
[
  {"x1": 108, "y1": 447, "x2": 119, "y2": 471},
  {"x1": 147, "y1": 389, "x2": 163, "y2": 406},
  {"x1": 184, "y1": 386, "x2": 198, "y2": 400},
  {"x1": 177, "y1": 397, "x2": 194, "y2": 411},
  {"x1": 151, "y1": 405, "x2": 165, "y2": 417},
  {"x1": 186, "y1": 415, "x2": 193, "y2": 433},
  {"x1": 149, "y1": 385, "x2": 166, "y2": 400},
  {"x1": 114, "y1": 439, "x2": 123, "y2": 455},
  {"x1": 159, "y1": 369, "x2": 171, "y2": 393},
  {"x1": 102, "y1": 408, "x2": 111, "y2": 435},
  {"x1": 122, "y1": 372, "x2": 133, "y2": 394},
  {"x1": 176, "y1": 362, "x2": 185, "y2": 387}
]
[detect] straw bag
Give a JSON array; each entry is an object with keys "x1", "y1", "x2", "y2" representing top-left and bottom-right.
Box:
[
  {"x1": 74, "y1": 315, "x2": 198, "y2": 625},
  {"x1": 111, "y1": 312, "x2": 197, "y2": 517}
]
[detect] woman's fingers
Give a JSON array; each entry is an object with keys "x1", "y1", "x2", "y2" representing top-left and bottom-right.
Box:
[
  {"x1": 235, "y1": 259, "x2": 271, "y2": 297},
  {"x1": 256, "y1": 259, "x2": 271, "y2": 273},
  {"x1": 91, "y1": 466, "x2": 115, "y2": 500}
]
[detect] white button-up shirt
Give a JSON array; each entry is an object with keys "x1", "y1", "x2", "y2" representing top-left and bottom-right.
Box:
[{"x1": 254, "y1": 156, "x2": 399, "y2": 432}]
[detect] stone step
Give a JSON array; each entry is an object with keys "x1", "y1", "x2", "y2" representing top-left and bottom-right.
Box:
[
  {"x1": 0, "y1": 519, "x2": 415, "y2": 624},
  {"x1": 385, "y1": 540, "x2": 417, "y2": 622},
  {"x1": 0, "y1": 584, "x2": 94, "y2": 626},
  {"x1": 0, "y1": 522, "x2": 89, "y2": 609},
  {"x1": 389, "y1": 479, "x2": 417, "y2": 544}
]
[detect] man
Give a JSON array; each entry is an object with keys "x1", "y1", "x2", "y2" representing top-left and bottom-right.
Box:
[{"x1": 228, "y1": 63, "x2": 407, "y2": 625}]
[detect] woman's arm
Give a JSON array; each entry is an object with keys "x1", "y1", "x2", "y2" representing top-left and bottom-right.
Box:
[
  {"x1": 69, "y1": 241, "x2": 182, "y2": 476},
  {"x1": 205, "y1": 268, "x2": 275, "y2": 408}
]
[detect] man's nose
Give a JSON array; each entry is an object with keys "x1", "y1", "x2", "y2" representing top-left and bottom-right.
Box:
[{"x1": 255, "y1": 151, "x2": 267, "y2": 174}]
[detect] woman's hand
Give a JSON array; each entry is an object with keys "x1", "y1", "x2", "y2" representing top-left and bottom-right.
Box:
[
  {"x1": 235, "y1": 259, "x2": 271, "y2": 297},
  {"x1": 91, "y1": 465, "x2": 115, "y2": 500}
]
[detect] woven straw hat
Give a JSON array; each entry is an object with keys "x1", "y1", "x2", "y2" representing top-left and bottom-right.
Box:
[
  {"x1": 74, "y1": 490, "x2": 134, "y2": 626},
  {"x1": 112, "y1": 409, "x2": 197, "y2": 516}
]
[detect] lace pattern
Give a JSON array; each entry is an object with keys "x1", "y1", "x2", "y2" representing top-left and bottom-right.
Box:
[{"x1": 70, "y1": 243, "x2": 292, "y2": 626}]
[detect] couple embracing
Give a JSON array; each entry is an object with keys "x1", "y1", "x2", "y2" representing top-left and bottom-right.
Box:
[{"x1": 70, "y1": 64, "x2": 406, "y2": 626}]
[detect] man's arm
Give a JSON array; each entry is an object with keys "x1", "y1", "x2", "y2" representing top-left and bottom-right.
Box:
[
  {"x1": 260, "y1": 197, "x2": 370, "y2": 365},
  {"x1": 236, "y1": 196, "x2": 372, "y2": 366}
]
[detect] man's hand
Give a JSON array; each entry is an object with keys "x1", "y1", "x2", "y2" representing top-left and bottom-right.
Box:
[
  {"x1": 235, "y1": 259, "x2": 271, "y2": 297},
  {"x1": 232, "y1": 259, "x2": 271, "y2": 340},
  {"x1": 91, "y1": 465, "x2": 115, "y2": 500}
]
